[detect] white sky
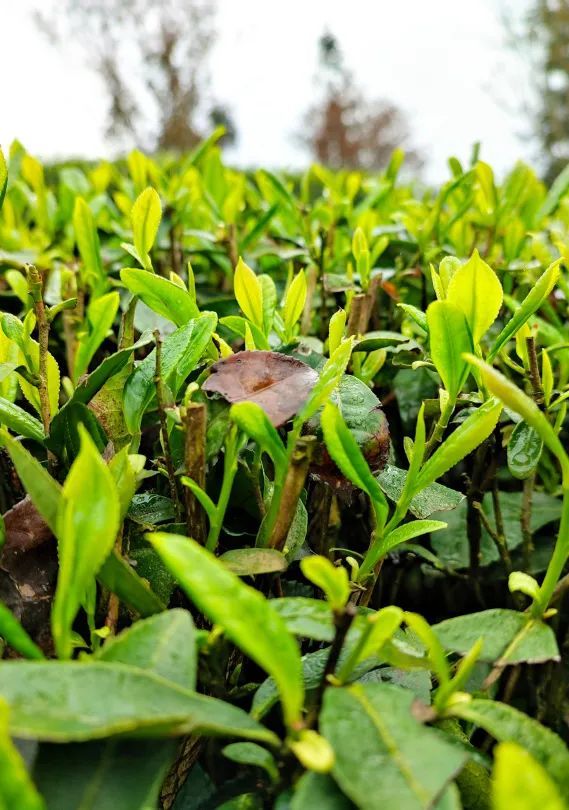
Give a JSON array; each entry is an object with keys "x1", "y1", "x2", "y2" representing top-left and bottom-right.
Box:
[{"x1": 1, "y1": 0, "x2": 533, "y2": 183}]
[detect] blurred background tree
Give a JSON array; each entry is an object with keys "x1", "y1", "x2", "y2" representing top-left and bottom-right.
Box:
[
  {"x1": 503, "y1": 0, "x2": 569, "y2": 183},
  {"x1": 36, "y1": 0, "x2": 237, "y2": 153},
  {"x1": 300, "y1": 33, "x2": 421, "y2": 171}
]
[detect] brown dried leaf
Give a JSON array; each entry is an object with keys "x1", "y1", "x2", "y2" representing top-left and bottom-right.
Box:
[
  {"x1": 3, "y1": 497, "x2": 52, "y2": 555},
  {"x1": 202, "y1": 351, "x2": 319, "y2": 427}
]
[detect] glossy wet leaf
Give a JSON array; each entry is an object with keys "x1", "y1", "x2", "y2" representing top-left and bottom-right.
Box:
[
  {"x1": 507, "y1": 421, "x2": 543, "y2": 479},
  {"x1": 321, "y1": 683, "x2": 466, "y2": 810},
  {"x1": 377, "y1": 465, "x2": 464, "y2": 518},
  {"x1": 0, "y1": 661, "x2": 276, "y2": 744},
  {"x1": 202, "y1": 351, "x2": 318, "y2": 427},
  {"x1": 148, "y1": 533, "x2": 304, "y2": 727}
]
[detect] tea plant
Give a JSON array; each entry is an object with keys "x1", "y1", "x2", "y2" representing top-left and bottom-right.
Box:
[{"x1": 1, "y1": 135, "x2": 569, "y2": 808}]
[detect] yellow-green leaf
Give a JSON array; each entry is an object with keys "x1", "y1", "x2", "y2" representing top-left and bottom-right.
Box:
[
  {"x1": 446, "y1": 250, "x2": 503, "y2": 343},
  {"x1": 148, "y1": 532, "x2": 304, "y2": 728},
  {"x1": 492, "y1": 742, "x2": 565, "y2": 810},
  {"x1": 283, "y1": 271, "x2": 307, "y2": 333},
  {"x1": 52, "y1": 426, "x2": 120, "y2": 659},
  {"x1": 427, "y1": 300, "x2": 473, "y2": 400},
  {"x1": 234, "y1": 257, "x2": 264, "y2": 329},
  {"x1": 131, "y1": 187, "x2": 161, "y2": 269}
]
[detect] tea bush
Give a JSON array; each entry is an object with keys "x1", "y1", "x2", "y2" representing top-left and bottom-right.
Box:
[{"x1": 1, "y1": 133, "x2": 569, "y2": 808}]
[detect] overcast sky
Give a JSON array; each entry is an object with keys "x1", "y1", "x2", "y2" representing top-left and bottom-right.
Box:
[{"x1": 1, "y1": 0, "x2": 533, "y2": 182}]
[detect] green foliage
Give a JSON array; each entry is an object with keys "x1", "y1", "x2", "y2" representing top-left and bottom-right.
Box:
[{"x1": 1, "y1": 140, "x2": 569, "y2": 808}]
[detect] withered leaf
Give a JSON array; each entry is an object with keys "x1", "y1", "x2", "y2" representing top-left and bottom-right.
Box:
[
  {"x1": 3, "y1": 497, "x2": 52, "y2": 555},
  {"x1": 202, "y1": 351, "x2": 319, "y2": 427}
]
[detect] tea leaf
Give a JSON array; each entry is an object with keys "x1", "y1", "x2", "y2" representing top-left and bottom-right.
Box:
[
  {"x1": 0, "y1": 428, "x2": 61, "y2": 533},
  {"x1": 0, "y1": 699, "x2": 45, "y2": 810},
  {"x1": 446, "y1": 250, "x2": 503, "y2": 343},
  {"x1": 377, "y1": 465, "x2": 464, "y2": 518},
  {"x1": 33, "y1": 739, "x2": 176, "y2": 810},
  {"x1": 148, "y1": 533, "x2": 304, "y2": 727},
  {"x1": 52, "y1": 426, "x2": 120, "y2": 658},
  {"x1": 223, "y1": 743, "x2": 279, "y2": 782},
  {"x1": 452, "y1": 699, "x2": 569, "y2": 801},
  {"x1": 234, "y1": 257, "x2": 264, "y2": 329},
  {"x1": 0, "y1": 661, "x2": 277, "y2": 745},
  {"x1": 321, "y1": 401, "x2": 387, "y2": 515},
  {"x1": 321, "y1": 683, "x2": 466, "y2": 809},
  {"x1": 300, "y1": 556, "x2": 350, "y2": 611},
  {"x1": 131, "y1": 187, "x2": 161, "y2": 268},
  {"x1": 492, "y1": 742, "x2": 565, "y2": 810},
  {"x1": 230, "y1": 401, "x2": 287, "y2": 467},
  {"x1": 0, "y1": 397, "x2": 44, "y2": 442},
  {"x1": 96, "y1": 609, "x2": 195, "y2": 689},
  {"x1": 73, "y1": 197, "x2": 104, "y2": 290},
  {"x1": 124, "y1": 313, "x2": 217, "y2": 434},
  {"x1": 0, "y1": 602, "x2": 44, "y2": 660},
  {"x1": 414, "y1": 398, "x2": 502, "y2": 491},
  {"x1": 283, "y1": 270, "x2": 307, "y2": 333},
  {"x1": 427, "y1": 300, "x2": 473, "y2": 400},
  {"x1": 488, "y1": 260, "x2": 561, "y2": 361},
  {"x1": 466, "y1": 356, "x2": 569, "y2": 484},
  {"x1": 121, "y1": 268, "x2": 199, "y2": 325},
  {"x1": 434, "y1": 609, "x2": 559, "y2": 664},
  {"x1": 380, "y1": 519, "x2": 447, "y2": 555},
  {"x1": 74, "y1": 291, "x2": 120, "y2": 381},
  {"x1": 297, "y1": 339, "x2": 353, "y2": 424}
]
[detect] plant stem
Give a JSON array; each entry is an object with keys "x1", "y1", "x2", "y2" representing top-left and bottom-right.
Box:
[
  {"x1": 526, "y1": 336, "x2": 543, "y2": 402},
  {"x1": 269, "y1": 436, "x2": 315, "y2": 551},
  {"x1": 533, "y1": 487, "x2": 569, "y2": 616},
  {"x1": 309, "y1": 605, "x2": 356, "y2": 724},
  {"x1": 154, "y1": 330, "x2": 181, "y2": 521},
  {"x1": 424, "y1": 396, "x2": 454, "y2": 457},
  {"x1": 206, "y1": 428, "x2": 242, "y2": 552},
  {"x1": 183, "y1": 402, "x2": 206, "y2": 544},
  {"x1": 474, "y1": 500, "x2": 511, "y2": 574},
  {"x1": 521, "y1": 472, "x2": 536, "y2": 569},
  {"x1": 27, "y1": 266, "x2": 51, "y2": 438}
]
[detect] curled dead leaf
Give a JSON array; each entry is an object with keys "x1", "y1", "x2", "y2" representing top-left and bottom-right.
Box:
[{"x1": 202, "y1": 351, "x2": 319, "y2": 427}]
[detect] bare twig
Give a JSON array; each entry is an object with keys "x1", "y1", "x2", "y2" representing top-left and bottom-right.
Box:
[{"x1": 269, "y1": 436, "x2": 315, "y2": 551}]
